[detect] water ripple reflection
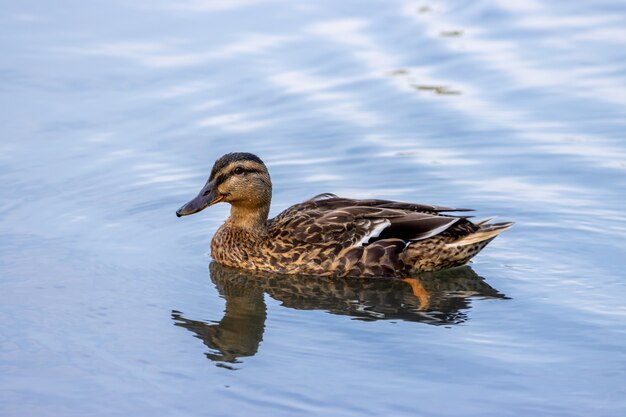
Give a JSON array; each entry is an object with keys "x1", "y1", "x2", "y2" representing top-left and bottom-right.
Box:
[{"x1": 172, "y1": 262, "x2": 507, "y2": 368}]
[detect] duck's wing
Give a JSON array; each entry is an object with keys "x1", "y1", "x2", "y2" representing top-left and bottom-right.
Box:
[
  {"x1": 270, "y1": 193, "x2": 472, "y2": 225},
  {"x1": 268, "y1": 195, "x2": 473, "y2": 247},
  {"x1": 305, "y1": 193, "x2": 474, "y2": 214}
]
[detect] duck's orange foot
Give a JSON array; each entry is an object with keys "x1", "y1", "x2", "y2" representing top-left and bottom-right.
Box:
[{"x1": 402, "y1": 278, "x2": 431, "y2": 311}]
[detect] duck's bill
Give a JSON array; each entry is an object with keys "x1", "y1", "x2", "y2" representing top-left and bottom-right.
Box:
[{"x1": 176, "y1": 181, "x2": 223, "y2": 217}]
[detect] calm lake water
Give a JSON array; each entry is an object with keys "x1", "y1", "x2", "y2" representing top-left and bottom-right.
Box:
[{"x1": 2, "y1": 1, "x2": 626, "y2": 416}]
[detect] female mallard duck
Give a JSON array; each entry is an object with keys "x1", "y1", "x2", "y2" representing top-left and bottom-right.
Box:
[{"x1": 176, "y1": 152, "x2": 513, "y2": 278}]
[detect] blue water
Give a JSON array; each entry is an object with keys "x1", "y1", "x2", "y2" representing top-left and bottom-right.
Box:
[{"x1": 2, "y1": 1, "x2": 626, "y2": 416}]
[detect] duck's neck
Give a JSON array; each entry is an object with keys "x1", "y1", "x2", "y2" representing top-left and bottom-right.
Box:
[{"x1": 226, "y1": 203, "x2": 270, "y2": 235}]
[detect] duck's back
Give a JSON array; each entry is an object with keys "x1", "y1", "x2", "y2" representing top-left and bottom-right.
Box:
[{"x1": 254, "y1": 194, "x2": 513, "y2": 277}]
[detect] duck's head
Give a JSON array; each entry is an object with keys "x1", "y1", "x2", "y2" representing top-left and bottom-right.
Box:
[{"x1": 176, "y1": 152, "x2": 272, "y2": 218}]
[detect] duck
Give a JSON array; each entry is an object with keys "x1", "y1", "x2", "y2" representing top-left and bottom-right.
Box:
[{"x1": 176, "y1": 152, "x2": 513, "y2": 278}]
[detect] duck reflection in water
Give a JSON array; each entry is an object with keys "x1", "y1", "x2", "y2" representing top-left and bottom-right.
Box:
[{"x1": 172, "y1": 262, "x2": 508, "y2": 368}]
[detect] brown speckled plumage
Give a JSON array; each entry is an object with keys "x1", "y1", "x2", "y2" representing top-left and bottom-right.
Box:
[{"x1": 177, "y1": 152, "x2": 513, "y2": 278}]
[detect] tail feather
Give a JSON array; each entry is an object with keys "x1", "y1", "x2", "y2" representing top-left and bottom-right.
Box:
[
  {"x1": 475, "y1": 216, "x2": 496, "y2": 226},
  {"x1": 446, "y1": 222, "x2": 514, "y2": 247}
]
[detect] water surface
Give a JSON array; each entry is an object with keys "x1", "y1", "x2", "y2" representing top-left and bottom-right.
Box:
[{"x1": 2, "y1": 1, "x2": 626, "y2": 416}]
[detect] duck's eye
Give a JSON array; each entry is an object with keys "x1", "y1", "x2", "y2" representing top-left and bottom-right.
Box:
[{"x1": 233, "y1": 167, "x2": 244, "y2": 175}]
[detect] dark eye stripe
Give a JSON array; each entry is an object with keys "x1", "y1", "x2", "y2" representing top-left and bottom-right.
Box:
[
  {"x1": 214, "y1": 174, "x2": 228, "y2": 187},
  {"x1": 214, "y1": 168, "x2": 263, "y2": 187}
]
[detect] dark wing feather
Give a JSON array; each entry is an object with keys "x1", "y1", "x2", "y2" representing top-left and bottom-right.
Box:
[
  {"x1": 303, "y1": 195, "x2": 473, "y2": 213},
  {"x1": 268, "y1": 195, "x2": 475, "y2": 248},
  {"x1": 376, "y1": 213, "x2": 460, "y2": 241}
]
